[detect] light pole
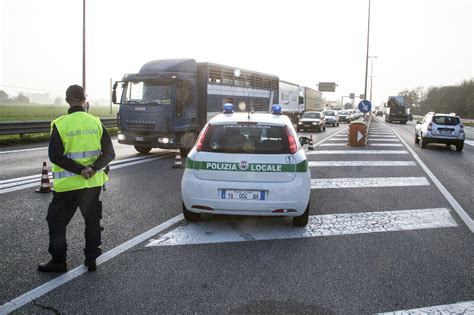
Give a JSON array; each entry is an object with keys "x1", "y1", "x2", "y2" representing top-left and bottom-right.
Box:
[
  {"x1": 82, "y1": 0, "x2": 86, "y2": 92},
  {"x1": 363, "y1": 0, "x2": 371, "y2": 100},
  {"x1": 369, "y1": 56, "x2": 378, "y2": 103}
]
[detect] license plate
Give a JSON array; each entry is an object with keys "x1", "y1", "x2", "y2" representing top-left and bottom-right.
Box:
[
  {"x1": 221, "y1": 190, "x2": 265, "y2": 200},
  {"x1": 135, "y1": 136, "x2": 144, "y2": 141},
  {"x1": 439, "y1": 130, "x2": 452, "y2": 135}
]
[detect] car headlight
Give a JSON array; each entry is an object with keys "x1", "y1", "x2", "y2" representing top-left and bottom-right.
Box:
[
  {"x1": 312, "y1": 122, "x2": 319, "y2": 125},
  {"x1": 118, "y1": 134, "x2": 126, "y2": 141},
  {"x1": 298, "y1": 122, "x2": 303, "y2": 125}
]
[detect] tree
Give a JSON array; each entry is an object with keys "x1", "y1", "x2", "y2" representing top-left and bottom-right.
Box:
[
  {"x1": 54, "y1": 97, "x2": 63, "y2": 105},
  {"x1": 14, "y1": 93, "x2": 30, "y2": 104},
  {"x1": 0, "y1": 90, "x2": 9, "y2": 104}
]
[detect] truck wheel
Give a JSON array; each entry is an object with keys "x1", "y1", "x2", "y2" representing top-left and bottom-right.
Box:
[
  {"x1": 183, "y1": 203, "x2": 200, "y2": 222},
  {"x1": 323, "y1": 126, "x2": 326, "y2": 131},
  {"x1": 414, "y1": 133, "x2": 419, "y2": 144},
  {"x1": 293, "y1": 202, "x2": 309, "y2": 227},
  {"x1": 456, "y1": 142, "x2": 464, "y2": 151},
  {"x1": 401, "y1": 120, "x2": 407, "y2": 124},
  {"x1": 134, "y1": 145, "x2": 152, "y2": 154},
  {"x1": 179, "y1": 132, "x2": 197, "y2": 157}
]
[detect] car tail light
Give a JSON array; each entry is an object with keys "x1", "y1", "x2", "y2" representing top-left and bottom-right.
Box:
[
  {"x1": 427, "y1": 122, "x2": 432, "y2": 131},
  {"x1": 460, "y1": 125, "x2": 464, "y2": 133},
  {"x1": 286, "y1": 126, "x2": 298, "y2": 154},
  {"x1": 195, "y1": 124, "x2": 210, "y2": 151}
]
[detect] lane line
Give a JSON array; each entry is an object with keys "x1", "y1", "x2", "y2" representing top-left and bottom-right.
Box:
[
  {"x1": 388, "y1": 125, "x2": 474, "y2": 232},
  {"x1": 146, "y1": 208, "x2": 457, "y2": 247},
  {"x1": 0, "y1": 214, "x2": 184, "y2": 314},
  {"x1": 307, "y1": 150, "x2": 408, "y2": 155},
  {"x1": 309, "y1": 161, "x2": 416, "y2": 167},
  {"x1": 464, "y1": 140, "x2": 474, "y2": 146},
  {"x1": 378, "y1": 300, "x2": 474, "y2": 314},
  {"x1": 311, "y1": 177, "x2": 429, "y2": 189}
]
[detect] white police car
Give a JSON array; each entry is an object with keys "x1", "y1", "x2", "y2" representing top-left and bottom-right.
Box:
[{"x1": 181, "y1": 104, "x2": 311, "y2": 226}]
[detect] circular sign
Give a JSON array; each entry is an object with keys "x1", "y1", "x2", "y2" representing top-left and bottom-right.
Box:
[{"x1": 358, "y1": 100, "x2": 372, "y2": 113}]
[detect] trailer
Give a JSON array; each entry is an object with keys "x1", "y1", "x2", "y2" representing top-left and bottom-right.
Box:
[
  {"x1": 112, "y1": 59, "x2": 279, "y2": 155},
  {"x1": 385, "y1": 96, "x2": 410, "y2": 124},
  {"x1": 299, "y1": 86, "x2": 324, "y2": 113}
]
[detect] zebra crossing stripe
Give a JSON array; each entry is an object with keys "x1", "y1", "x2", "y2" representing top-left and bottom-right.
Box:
[
  {"x1": 307, "y1": 150, "x2": 408, "y2": 155},
  {"x1": 464, "y1": 140, "x2": 474, "y2": 146},
  {"x1": 309, "y1": 161, "x2": 416, "y2": 167},
  {"x1": 368, "y1": 143, "x2": 403, "y2": 147},
  {"x1": 368, "y1": 139, "x2": 400, "y2": 142},
  {"x1": 377, "y1": 300, "x2": 474, "y2": 315},
  {"x1": 145, "y1": 208, "x2": 457, "y2": 247},
  {"x1": 311, "y1": 177, "x2": 429, "y2": 189}
]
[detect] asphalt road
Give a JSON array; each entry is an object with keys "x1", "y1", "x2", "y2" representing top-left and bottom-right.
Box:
[{"x1": 0, "y1": 120, "x2": 472, "y2": 314}]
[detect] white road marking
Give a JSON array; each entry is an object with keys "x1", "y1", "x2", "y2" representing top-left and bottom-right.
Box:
[
  {"x1": 0, "y1": 214, "x2": 184, "y2": 314},
  {"x1": 368, "y1": 135, "x2": 396, "y2": 138},
  {"x1": 378, "y1": 300, "x2": 474, "y2": 314},
  {"x1": 309, "y1": 161, "x2": 416, "y2": 167},
  {"x1": 311, "y1": 177, "x2": 429, "y2": 189},
  {"x1": 319, "y1": 143, "x2": 347, "y2": 146},
  {"x1": 146, "y1": 208, "x2": 456, "y2": 247},
  {"x1": 388, "y1": 125, "x2": 474, "y2": 233},
  {"x1": 368, "y1": 143, "x2": 403, "y2": 147},
  {"x1": 464, "y1": 140, "x2": 474, "y2": 146},
  {"x1": 368, "y1": 138, "x2": 400, "y2": 142},
  {"x1": 0, "y1": 147, "x2": 47, "y2": 154},
  {"x1": 311, "y1": 129, "x2": 347, "y2": 147},
  {"x1": 326, "y1": 138, "x2": 348, "y2": 141},
  {"x1": 368, "y1": 132, "x2": 394, "y2": 135},
  {"x1": 307, "y1": 150, "x2": 408, "y2": 155}
]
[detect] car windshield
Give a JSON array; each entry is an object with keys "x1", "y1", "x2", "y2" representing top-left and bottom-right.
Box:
[
  {"x1": 201, "y1": 124, "x2": 290, "y2": 154},
  {"x1": 339, "y1": 111, "x2": 348, "y2": 115},
  {"x1": 122, "y1": 81, "x2": 173, "y2": 105},
  {"x1": 432, "y1": 116, "x2": 460, "y2": 126},
  {"x1": 323, "y1": 111, "x2": 335, "y2": 116},
  {"x1": 302, "y1": 112, "x2": 321, "y2": 119}
]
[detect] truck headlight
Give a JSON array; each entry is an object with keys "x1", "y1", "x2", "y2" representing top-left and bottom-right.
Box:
[{"x1": 118, "y1": 134, "x2": 126, "y2": 141}]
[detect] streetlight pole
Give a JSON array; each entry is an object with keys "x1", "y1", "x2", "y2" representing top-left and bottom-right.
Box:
[
  {"x1": 369, "y1": 56, "x2": 378, "y2": 103},
  {"x1": 363, "y1": 0, "x2": 371, "y2": 100},
  {"x1": 82, "y1": 0, "x2": 86, "y2": 92}
]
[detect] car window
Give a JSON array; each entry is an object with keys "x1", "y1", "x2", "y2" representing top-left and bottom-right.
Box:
[
  {"x1": 201, "y1": 124, "x2": 290, "y2": 154},
  {"x1": 302, "y1": 112, "x2": 321, "y2": 119},
  {"x1": 432, "y1": 116, "x2": 460, "y2": 126}
]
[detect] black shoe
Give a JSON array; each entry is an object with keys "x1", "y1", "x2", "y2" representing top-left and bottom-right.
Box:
[
  {"x1": 38, "y1": 259, "x2": 67, "y2": 273},
  {"x1": 84, "y1": 259, "x2": 97, "y2": 272}
]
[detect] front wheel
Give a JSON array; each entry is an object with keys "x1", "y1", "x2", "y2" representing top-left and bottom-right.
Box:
[
  {"x1": 293, "y1": 202, "x2": 309, "y2": 227},
  {"x1": 134, "y1": 145, "x2": 152, "y2": 154},
  {"x1": 183, "y1": 203, "x2": 201, "y2": 222}
]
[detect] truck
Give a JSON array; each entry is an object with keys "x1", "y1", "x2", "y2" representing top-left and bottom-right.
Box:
[
  {"x1": 112, "y1": 59, "x2": 279, "y2": 155},
  {"x1": 384, "y1": 96, "x2": 410, "y2": 124},
  {"x1": 278, "y1": 80, "x2": 300, "y2": 123},
  {"x1": 299, "y1": 86, "x2": 324, "y2": 113}
]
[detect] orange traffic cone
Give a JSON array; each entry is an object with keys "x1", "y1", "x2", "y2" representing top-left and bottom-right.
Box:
[
  {"x1": 35, "y1": 161, "x2": 52, "y2": 193},
  {"x1": 308, "y1": 135, "x2": 314, "y2": 151},
  {"x1": 172, "y1": 151, "x2": 182, "y2": 169}
]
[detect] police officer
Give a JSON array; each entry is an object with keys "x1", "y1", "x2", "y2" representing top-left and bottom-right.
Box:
[{"x1": 38, "y1": 85, "x2": 115, "y2": 273}]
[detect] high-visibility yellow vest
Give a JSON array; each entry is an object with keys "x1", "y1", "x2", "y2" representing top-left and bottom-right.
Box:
[{"x1": 51, "y1": 111, "x2": 108, "y2": 192}]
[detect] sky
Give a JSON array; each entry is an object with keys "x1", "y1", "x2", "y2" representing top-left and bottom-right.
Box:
[{"x1": 0, "y1": 0, "x2": 472, "y2": 106}]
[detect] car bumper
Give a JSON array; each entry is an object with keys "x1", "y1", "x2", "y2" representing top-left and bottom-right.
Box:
[{"x1": 182, "y1": 172, "x2": 311, "y2": 217}]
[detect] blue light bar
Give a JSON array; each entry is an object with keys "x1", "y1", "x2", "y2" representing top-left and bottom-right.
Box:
[
  {"x1": 223, "y1": 103, "x2": 234, "y2": 113},
  {"x1": 272, "y1": 104, "x2": 282, "y2": 114}
]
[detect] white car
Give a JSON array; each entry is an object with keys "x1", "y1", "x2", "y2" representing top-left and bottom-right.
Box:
[
  {"x1": 181, "y1": 104, "x2": 311, "y2": 227},
  {"x1": 415, "y1": 112, "x2": 465, "y2": 151}
]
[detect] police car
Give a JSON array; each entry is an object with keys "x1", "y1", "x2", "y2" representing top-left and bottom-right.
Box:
[{"x1": 181, "y1": 104, "x2": 311, "y2": 227}]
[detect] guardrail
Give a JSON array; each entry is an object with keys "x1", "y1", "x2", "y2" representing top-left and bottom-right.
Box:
[{"x1": 0, "y1": 118, "x2": 117, "y2": 136}]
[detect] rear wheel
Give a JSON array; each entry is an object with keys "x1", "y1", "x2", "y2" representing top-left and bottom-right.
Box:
[
  {"x1": 293, "y1": 202, "x2": 309, "y2": 227},
  {"x1": 134, "y1": 145, "x2": 152, "y2": 154},
  {"x1": 456, "y1": 142, "x2": 464, "y2": 151},
  {"x1": 420, "y1": 136, "x2": 428, "y2": 148},
  {"x1": 183, "y1": 203, "x2": 201, "y2": 222},
  {"x1": 414, "y1": 133, "x2": 419, "y2": 144}
]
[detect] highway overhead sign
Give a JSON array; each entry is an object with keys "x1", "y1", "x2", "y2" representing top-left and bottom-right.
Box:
[
  {"x1": 358, "y1": 100, "x2": 372, "y2": 113},
  {"x1": 318, "y1": 82, "x2": 336, "y2": 92}
]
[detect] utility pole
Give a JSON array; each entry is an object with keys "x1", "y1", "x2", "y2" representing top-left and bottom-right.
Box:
[
  {"x1": 363, "y1": 0, "x2": 371, "y2": 100},
  {"x1": 82, "y1": 0, "x2": 86, "y2": 92}
]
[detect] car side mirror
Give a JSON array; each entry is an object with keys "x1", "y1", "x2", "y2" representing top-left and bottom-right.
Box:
[{"x1": 299, "y1": 136, "x2": 310, "y2": 145}]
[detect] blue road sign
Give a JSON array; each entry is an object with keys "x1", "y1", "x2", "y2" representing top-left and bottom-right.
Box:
[{"x1": 358, "y1": 100, "x2": 372, "y2": 113}]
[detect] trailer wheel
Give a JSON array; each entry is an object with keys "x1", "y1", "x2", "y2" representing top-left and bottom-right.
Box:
[{"x1": 134, "y1": 145, "x2": 152, "y2": 154}]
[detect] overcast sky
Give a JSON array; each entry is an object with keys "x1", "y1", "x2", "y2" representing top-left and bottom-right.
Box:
[{"x1": 0, "y1": 0, "x2": 472, "y2": 106}]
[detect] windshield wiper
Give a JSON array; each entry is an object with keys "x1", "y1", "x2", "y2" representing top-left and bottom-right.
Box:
[{"x1": 124, "y1": 100, "x2": 141, "y2": 104}]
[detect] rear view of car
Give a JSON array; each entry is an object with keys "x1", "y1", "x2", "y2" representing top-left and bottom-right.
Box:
[
  {"x1": 415, "y1": 113, "x2": 465, "y2": 151},
  {"x1": 181, "y1": 107, "x2": 311, "y2": 226}
]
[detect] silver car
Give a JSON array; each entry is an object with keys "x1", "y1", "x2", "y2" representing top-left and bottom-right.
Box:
[
  {"x1": 415, "y1": 112, "x2": 465, "y2": 151},
  {"x1": 322, "y1": 110, "x2": 340, "y2": 127}
]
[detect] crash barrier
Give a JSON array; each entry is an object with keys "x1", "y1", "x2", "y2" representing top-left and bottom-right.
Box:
[
  {"x1": 35, "y1": 161, "x2": 52, "y2": 193},
  {"x1": 348, "y1": 121, "x2": 368, "y2": 147},
  {"x1": 0, "y1": 118, "x2": 117, "y2": 136}
]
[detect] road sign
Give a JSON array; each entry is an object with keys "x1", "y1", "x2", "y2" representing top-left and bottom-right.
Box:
[
  {"x1": 360, "y1": 94, "x2": 365, "y2": 99},
  {"x1": 358, "y1": 100, "x2": 372, "y2": 113},
  {"x1": 318, "y1": 82, "x2": 336, "y2": 92},
  {"x1": 349, "y1": 93, "x2": 355, "y2": 99}
]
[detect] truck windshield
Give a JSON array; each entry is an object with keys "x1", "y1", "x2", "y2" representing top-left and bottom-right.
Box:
[{"x1": 123, "y1": 81, "x2": 173, "y2": 105}]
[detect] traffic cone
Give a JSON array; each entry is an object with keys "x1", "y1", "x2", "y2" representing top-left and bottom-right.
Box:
[
  {"x1": 35, "y1": 161, "x2": 52, "y2": 193},
  {"x1": 308, "y1": 135, "x2": 314, "y2": 151},
  {"x1": 172, "y1": 151, "x2": 182, "y2": 169}
]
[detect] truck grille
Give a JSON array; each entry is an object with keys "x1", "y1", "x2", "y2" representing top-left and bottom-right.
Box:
[{"x1": 126, "y1": 120, "x2": 156, "y2": 130}]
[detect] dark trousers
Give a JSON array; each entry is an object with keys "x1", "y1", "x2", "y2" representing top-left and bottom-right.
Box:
[{"x1": 46, "y1": 186, "x2": 102, "y2": 262}]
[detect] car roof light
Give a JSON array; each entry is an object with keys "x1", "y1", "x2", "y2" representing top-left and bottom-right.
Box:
[
  {"x1": 272, "y1": 104, "x2": 282, "y2": 115},
  {"x1": 223, "y1": 103, "x2": 234, "y2": 113}
]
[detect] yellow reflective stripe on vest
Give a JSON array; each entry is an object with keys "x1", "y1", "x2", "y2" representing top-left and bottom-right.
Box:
[{"x1": 64, "y1": 149, "x2": 101, "y2": 159}]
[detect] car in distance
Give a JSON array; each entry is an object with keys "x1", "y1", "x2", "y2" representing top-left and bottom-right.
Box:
[
  {"x1": 181, "y1": 104, "x2": 311, "y2": 227},
  {"x1": 297, "y1": 111, "x2": 326, "y2": 132},
  {"x1": 338, "y1": 110, "x2": 351, "y2": 123},
  {"x1": 322, "y1": 110, "x2": 339, "y2": 127},
  {"x1": 415, "y1": 112, "x2": 465, "y2": 151}
]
